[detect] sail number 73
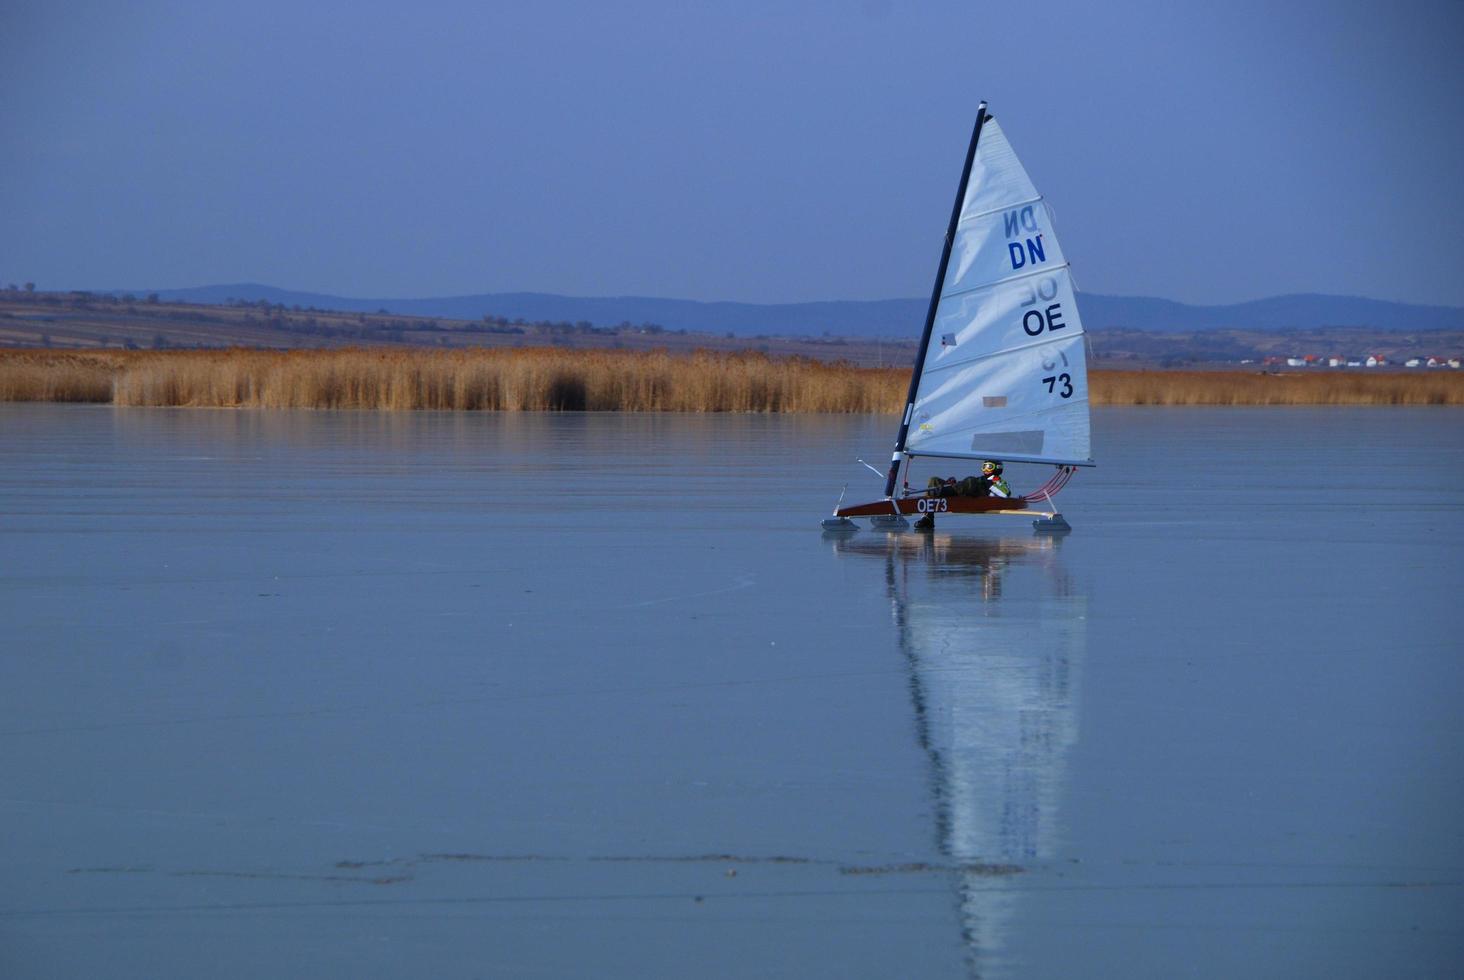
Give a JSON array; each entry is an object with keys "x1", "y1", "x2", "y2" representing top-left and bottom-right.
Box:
[{"x1": 1042, "y1": 373, "x2": 1074, "y2": 398}]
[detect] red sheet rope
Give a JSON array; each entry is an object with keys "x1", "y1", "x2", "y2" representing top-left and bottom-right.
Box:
[{"x1": 1020, "y1": 465, "x2": 1076, "y2": 504}]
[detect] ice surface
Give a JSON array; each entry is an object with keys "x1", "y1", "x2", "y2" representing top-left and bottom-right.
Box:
[{"x1": 1, "y1": 405, "x2": 1461, "y2": 978}]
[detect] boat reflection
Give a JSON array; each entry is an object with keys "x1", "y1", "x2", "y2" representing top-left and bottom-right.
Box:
[{"x1": 828, "y1": 531, "x2": 1086, "y2": 978}]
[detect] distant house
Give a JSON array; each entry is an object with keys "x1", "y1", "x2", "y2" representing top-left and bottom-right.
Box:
[
  {"x1": 1405, "y1": 358, "x2": 1422, "y2": 368},
  {"x1": 1286, "y1": 357, "x2": 1306, "y2": 367},
  {"x1": 1450, "y1": 358, "x2": 1462, "y2": 369},
  {"x1": 1427, "y1": 357, "x2": 1444, "y2": 367},
  {"x1": 1327, "y1": 356, "x2": 1345, "y2": 368}
]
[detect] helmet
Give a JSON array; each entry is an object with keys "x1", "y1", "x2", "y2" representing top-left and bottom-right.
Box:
[{"x1": 981, "y1": 460, "x2": 1003, "y2": 476}]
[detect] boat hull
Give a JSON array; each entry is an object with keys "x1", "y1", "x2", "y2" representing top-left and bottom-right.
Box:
[{"x1": 836, "y1": 496, "x2": 1030, "y2": 518}]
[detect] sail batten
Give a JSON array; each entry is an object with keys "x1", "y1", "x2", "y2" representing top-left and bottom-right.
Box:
[
  {"x1": 919, "y1": 325, "x2": 1078, "y2": 378},
  {"x1": 904, "y1": 115, "x2": 1092, "y2": 467},
  {"x1": 938, "y1": 261, "x2": 1072, "y2": 303},
  {"x1": 956, "y1": 193, "x2": 1046, "y2": 227}
]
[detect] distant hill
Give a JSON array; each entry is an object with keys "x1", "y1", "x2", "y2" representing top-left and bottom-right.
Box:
[
  {"x1": 9, "y1": 288, "x2": 1459, "y2": 364},
  {"x1": 131, "y1": 283, "x2": 1464, "y2": 338}
]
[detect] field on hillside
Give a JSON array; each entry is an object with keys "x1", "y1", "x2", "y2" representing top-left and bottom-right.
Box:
[
  {"x1": 0, "y1": 290, "x2": 911, "y2": 367},
  {"x1": 6, "y1": 289, "x2": 1463, "y2": 369},
  {"x1": 3, "y1": 348, "x2": 1461, "y2": 410}
]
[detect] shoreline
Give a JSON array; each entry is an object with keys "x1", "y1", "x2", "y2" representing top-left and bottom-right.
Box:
[{"x1": 3, "y1": 348, "x2": 1461, "y2": 409}]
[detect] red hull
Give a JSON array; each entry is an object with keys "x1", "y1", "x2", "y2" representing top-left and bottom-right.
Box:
[{"x1": 836, "y1": 496, "x2": 1030, "y2": 518}]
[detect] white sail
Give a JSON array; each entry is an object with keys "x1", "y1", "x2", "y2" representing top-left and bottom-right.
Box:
[{"x1": 905, "y1": 118, "x2": 1092, "y2": 466}]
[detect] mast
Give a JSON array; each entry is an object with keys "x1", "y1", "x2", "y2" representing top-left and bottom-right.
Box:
[{"x1": 884, "y1": 101, "x2": 990, "y2": 499}]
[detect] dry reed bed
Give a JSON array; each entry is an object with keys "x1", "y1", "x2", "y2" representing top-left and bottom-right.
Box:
[
  {"x1": 0, "y1": 348, "x2": 904, "y2": 412},
  {"x1": 1091, "y1": 369, "x2": 1464, "y2": 406},
  {"x1": 1, "y1": 349, "x2": 1461, "y2": 410}
]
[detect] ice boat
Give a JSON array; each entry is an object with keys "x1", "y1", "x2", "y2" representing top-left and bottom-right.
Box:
[{"x1": 824, "y1": 101, "x2": 1094, "y2": 532}]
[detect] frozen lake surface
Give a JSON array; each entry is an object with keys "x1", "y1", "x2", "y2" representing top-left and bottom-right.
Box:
[{"x1": 2, "y1": 404, "x2": 1462, "y2": 978}]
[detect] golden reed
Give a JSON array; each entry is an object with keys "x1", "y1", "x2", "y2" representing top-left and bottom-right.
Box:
[
  {"x1": 1, "y1": 349, "x2": 1460, "y2": 410},
  {"x1": 0, "y1": 348, "x2": 901, "y2": 412},
  {"x1": 1090, "y1": 368, "x2": 1464, "y2": 406}
]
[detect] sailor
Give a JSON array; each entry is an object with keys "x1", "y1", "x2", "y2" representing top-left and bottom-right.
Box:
[
  {"x1": 926, "y1": 475, "x2": 989, "y2": 498},
  {"x1": 914, "y1": 477, "x2": 947, "y2": 531},
  {"x1": 926, "y1": 476, "x2": 955, "y2": 498},
  {"x1": 982, "y1": 460, "x2": 1011, "y2": 498},
  {"x1": 916, "y1": 467, "x2": 1005, "y2": 530}
]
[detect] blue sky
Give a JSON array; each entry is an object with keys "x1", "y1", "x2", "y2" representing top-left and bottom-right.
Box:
[{"x1": 3, "y1": 0, "x2": 1462, "y2": 306}]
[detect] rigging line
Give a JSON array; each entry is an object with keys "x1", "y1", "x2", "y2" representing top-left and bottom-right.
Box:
[
  {"x1": 939, "y1": 262, "x2": 1074, "y2": 304},
  {"x1": 1027, "y1": 467, "x2": 1074, "y2": 502}
]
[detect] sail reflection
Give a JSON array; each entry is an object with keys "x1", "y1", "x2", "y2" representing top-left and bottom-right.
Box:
[{"x1": 829, "y1": 531, "x2": 1087, "y2": 978}]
